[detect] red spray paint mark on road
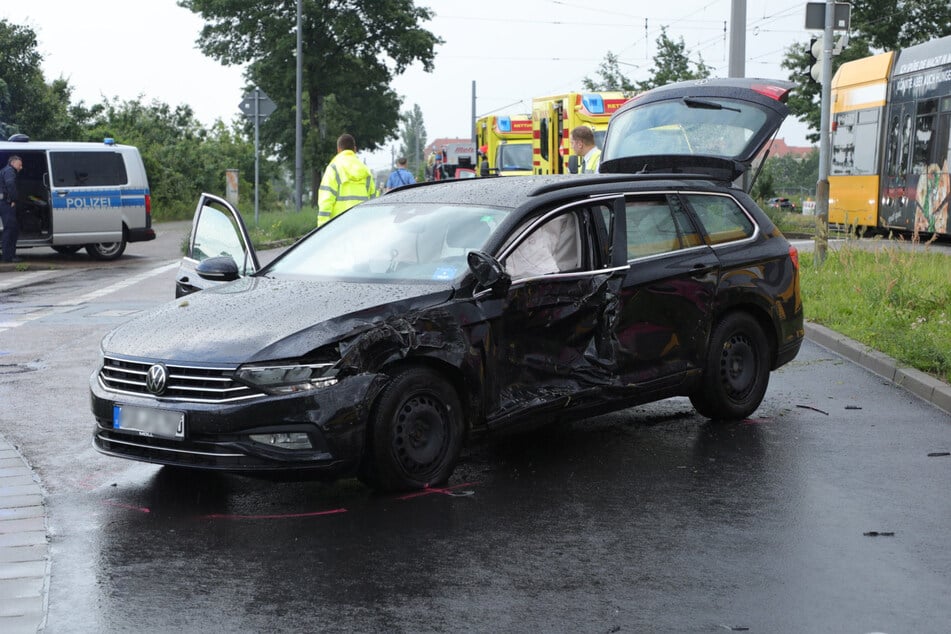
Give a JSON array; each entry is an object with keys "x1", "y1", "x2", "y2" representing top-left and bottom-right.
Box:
[
  {"x1": 104, "y1": 500, "x2": 151, "y2": 514},
  {"x1": 198, "y1": 508, "x2": 348, "y2": 521},
  {"x1": 395, "y1": 482, "x2": 480, "y2": 501}
]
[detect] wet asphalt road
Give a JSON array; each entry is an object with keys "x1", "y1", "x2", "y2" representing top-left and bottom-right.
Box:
[{"x1": 0, "y1": 227, "x2": 949, "y2": 632}]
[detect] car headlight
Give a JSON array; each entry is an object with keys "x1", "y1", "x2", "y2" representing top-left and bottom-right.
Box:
[{"x1": 234, "y1": 362, "x2": 338, "y2": 395}]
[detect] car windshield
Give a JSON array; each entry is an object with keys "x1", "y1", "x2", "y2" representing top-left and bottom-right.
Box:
[
  {"x1": 603, "y1": 97, "x2": 768, "y2": 161},
  {"x1": 268, "y1": 203, "x2": 510, "y2": 282}
]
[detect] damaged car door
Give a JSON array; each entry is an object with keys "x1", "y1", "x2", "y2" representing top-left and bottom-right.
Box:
[{"x1": 482, "y1": 195, "x2": 629, "y2": 428}]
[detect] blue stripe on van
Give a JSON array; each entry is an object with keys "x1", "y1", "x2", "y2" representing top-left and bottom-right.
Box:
[{"x1": 50, "y1": 188, "x2": 150, "y2": 210}]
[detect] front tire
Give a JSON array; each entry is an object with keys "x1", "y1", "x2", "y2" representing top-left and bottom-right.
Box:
[
  {"x1": 86, "y1": 240, "x2": 126, "y2": 261},
  {"x1": 359, "y1": 366, "x2": 464, "y2": 492},
  {"x1": 690, "y1": 312, "x2": 770, "y2": 420}
]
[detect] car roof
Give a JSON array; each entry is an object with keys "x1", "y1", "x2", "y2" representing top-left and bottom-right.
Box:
[{"x1": 372, "y1": 173, "x2": 732, "y2": 211}]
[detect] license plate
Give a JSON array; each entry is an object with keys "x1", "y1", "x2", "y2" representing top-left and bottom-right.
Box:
[{"x1": 113, "y1": 405, "x2": 185, "y2": 440}]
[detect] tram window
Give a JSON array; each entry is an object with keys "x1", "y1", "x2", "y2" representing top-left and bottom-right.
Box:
[
  {"x1": 899, "y1": 113, "x2": 912, "y2": 176},
  {"x1": 832, "y1": 109, "x2": 879, "y2": 175},
  {"x1": 913, "y1": 101, "x2": 937, "y2": 174}
]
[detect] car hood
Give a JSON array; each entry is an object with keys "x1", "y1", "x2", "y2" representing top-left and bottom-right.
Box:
[
  {"x1": 101, "y1": 276, "x2": 454, "y2": 364},
  {"x1": 600, "y1": 77, "x2": 793, "y2": 182}
]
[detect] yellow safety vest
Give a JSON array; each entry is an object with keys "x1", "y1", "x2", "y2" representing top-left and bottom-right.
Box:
[
  {"x1": 581, "y1": 148, "x2": 602, "y2": 174},
  {"x1": 317, "y1": 150, "x2": 377, "y2": 226}
]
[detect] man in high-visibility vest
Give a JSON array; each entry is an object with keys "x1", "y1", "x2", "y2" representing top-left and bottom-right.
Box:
[
  {"x1": 570, "y1": 126, "x2": 601, "y2": 174},
  {"x1": 317, "y1": 133, "x2": 377, "y2": 226}
]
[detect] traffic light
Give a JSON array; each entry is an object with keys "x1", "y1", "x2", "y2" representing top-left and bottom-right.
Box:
[{"x1": 808, "y1": 36, "x2": 824, "y2": 83}]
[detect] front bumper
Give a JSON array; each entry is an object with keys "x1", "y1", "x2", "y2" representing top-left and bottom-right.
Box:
[{"x1": 90, "y1": 370, "x2": 381, "y2": 475}]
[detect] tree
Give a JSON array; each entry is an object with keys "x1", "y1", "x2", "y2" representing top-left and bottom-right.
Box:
[
  {"x1": 636, "y1": 27, "x2": 711, "y2": 92},
  {"x1": 178, "y1": 0, "x2": 442, "y2": 205},
  {"x1": 398, "y1": 104, "x2": 427, "y2": 178},
  {"x1": 584, "y1": 29, "x2": 710, "y2": 95},
  {"x1": 83, "y1": 97, "x2": 260, "y2": 217},
  {"x1": 582, "y1": 52, "x2": 638, "y2": 93},
  {"x1": 782, "y1": 0, "x2": 951, "y2": 141},
  {"x1": 0, "y1": 19, "x2": 81, "y2": 140}
]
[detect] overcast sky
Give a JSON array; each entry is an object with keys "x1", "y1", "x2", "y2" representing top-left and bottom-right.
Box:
[{"x1": 2, "y1": 0, "x2": 814, "y2": 171}]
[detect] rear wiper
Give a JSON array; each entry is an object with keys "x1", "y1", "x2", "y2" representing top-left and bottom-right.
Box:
[{"x1": 683, "y1": 97, "x2": 741, "y2": 113}]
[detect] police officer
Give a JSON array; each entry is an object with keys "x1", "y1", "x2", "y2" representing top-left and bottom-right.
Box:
[
  {"x1": 0, "y1": 155, "x2": 23, "y2": 263},
  {"x1": 317, "y1": 134, "x2": 377, "y2": 227},
  {"x1": 570, "y1": 126, "x2": 601, "y2": 174}
]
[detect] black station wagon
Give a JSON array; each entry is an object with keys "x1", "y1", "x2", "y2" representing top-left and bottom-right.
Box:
[{"x1": 91, "y1": 78, "x2": 803, "y2": 491}]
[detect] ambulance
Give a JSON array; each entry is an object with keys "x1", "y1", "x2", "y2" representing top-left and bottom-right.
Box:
[
  {"x1": 531, "y1": 91, "x2": 630, "y2": 174},
  {"x1": 0, "y1": 136, "x2": 155, "y2": 260},
  {"x1": 474, "y1": 114, "x2": 533, "y2": 177}
]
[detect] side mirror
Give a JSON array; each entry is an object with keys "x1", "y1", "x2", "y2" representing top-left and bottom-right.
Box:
[
  {"x1": 480, "y1": 160, "x2": 490, "y2": 177},
  {"x1": 196, "y1": 255, "x2": 241, "y2": 282},
  {"x1": 567, "y1": 155, "x2": 580, "y2": 174},
  {"x1": 467, "y1": 250, "x2": 511, "y2": 295}
]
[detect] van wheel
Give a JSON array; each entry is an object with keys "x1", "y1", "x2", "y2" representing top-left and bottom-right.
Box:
[
  {"x1": 52, "y1": 246, "x2": 82, "y2": 255},
  {"x1": 358, "y1": 366, "x2": 464, "y2": 492},
  {"x1": 86, "y1": 241, "x2": 126, "y2": 261},
  {"x1": 690, "y1": 312, "x2": 770, "y2": 421}
]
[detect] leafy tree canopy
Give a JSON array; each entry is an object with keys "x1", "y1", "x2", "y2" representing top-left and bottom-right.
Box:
[
  {"x1": 782, "y1": 0, "x2": 951, "y2": 142},
  {"x1": 0, "y1": 19, "x2": 82, "y2": 140},
  {"x1": 585, "y1": 27, "x2": 710, "y2": 95},
  {"x1": 178, "y1": 0, "x2": 442, "y2": 203}
]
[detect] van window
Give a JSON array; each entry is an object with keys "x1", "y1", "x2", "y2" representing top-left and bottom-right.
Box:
[{"x1": 49, "y1": 152, "x2": 128, "y2": 187}]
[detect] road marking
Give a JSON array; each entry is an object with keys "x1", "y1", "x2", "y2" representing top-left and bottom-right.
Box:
[
  {"x1": 0, "y1": 269, "x2": 64, "y2": 292},
  {"x1": 0, "y1": 261, "x2": 179, "y2": 333}
]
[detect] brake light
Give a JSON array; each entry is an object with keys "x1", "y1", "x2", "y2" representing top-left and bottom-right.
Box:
[
  {"x1": 145, "y1": 194, "x2": 152, "y2": 216},
  {"x1": 752, "y1": 83, "x2": 791, "y2": 102},
  {"x1": 789, "y1": 245, "x2": 799, "y2": 270}
]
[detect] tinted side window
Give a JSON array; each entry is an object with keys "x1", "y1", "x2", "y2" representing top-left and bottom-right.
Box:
[
  {"x1": 625, "y1": 196, "x2": 701, "y2": 259},
  {"x1": 685, "y1": 194, "x2": 755, "y2": 245},
  {"x1": 49, "y1": 152, "x2": 128, "y2": 187}
]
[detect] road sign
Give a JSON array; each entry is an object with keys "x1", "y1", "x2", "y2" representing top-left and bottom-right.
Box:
[
  {"x1": 239, "y1": 89, "x2": 277, "y2": 120},
  {"x1": 805, "y1": 2, "x2": 851, "y2": 31}
]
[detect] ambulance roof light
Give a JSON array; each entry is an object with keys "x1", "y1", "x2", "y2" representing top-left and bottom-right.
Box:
[
  {"x1": 581, "y1": 94, "x2": 605, "y2": 114},
  {"x1": 498, "y1": 116, "x2": 512, "y2": 133},
  {"x1": 103, "y1": 138, "x2": 116, "y2": 145}
]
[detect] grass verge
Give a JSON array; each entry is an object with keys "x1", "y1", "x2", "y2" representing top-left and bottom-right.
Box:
[{"x1": 800, "y1": 238, "x2": 951, "y2": 383}]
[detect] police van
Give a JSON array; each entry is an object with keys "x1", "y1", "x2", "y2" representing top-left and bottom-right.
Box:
[{"x1": 0, "y1": 136, "x2": 155, "y2": 260}]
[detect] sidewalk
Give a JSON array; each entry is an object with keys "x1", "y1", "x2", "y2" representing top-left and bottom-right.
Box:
[
  {"x1": 0, "y1": 436, "x2": 48, "y2": 634},
  {"x1": 0, "y1": 324, "x2": 948, "y2": 633}
]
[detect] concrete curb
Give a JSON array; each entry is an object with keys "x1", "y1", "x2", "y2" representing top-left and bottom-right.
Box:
[
  {"x1": 0, "y1": 435, "x2": 49, "y2": 634},
  {"x1": 805, "y1": 321, "x2": 951, "y2": 416}
]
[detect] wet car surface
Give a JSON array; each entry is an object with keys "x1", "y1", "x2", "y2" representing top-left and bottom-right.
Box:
[{"x1": 90, "y1": 78, "x2": 804, "y2": 491}]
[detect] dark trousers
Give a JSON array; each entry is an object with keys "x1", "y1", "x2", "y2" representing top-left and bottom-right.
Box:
[{"x1": 0, "y1": 203, "x2": 18, "y2": 261}]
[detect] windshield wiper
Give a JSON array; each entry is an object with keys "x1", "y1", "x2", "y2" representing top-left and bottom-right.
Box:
[{"x1": 683, "y1": 97, "x2": 741, "y2": 113}]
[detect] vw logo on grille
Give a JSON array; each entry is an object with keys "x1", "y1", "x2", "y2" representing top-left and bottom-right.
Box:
[{"x1": 146, "y1": 364, "x2": 168, "y2": 395}]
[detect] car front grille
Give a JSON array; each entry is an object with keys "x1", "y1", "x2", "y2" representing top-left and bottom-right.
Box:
[{"x1": 99, "y1": 355, "x2": 262, "y2": 403}]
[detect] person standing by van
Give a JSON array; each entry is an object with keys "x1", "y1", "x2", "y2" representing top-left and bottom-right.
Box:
[
  {"x1": 570, "y1": 126, "x2": 601, "y2": 174},
  {"x1": 317, "y1": 134, "x2": 377, "y2": 227},
  {"x1": 0, "y1": 155, "x2": 23, "y2": 263},
  {"x1": 385, "y1": 156, "x2": 416, "y2": 192}
]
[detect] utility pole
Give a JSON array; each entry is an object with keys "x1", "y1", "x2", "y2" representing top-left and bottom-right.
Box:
[
  {"x1": 295, "y1": 0, "x2": 303, "y2": 212},
  {"x1": 815, "y1": 0, "x2": 836, "y2": 266},
  {"x1": 728, "y1": 0, "x2": 746, "y2": 78}
]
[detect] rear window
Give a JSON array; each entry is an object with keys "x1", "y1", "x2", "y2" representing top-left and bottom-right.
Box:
[
  {"x1": 603, "y1": 98, "x2": 767, "y2": 162},
  {"x1": 685, "y1": 194, "x2": 756, "y2": 245},
  {"x1": 49, "y1": 152, "x2": 128, "y2": 187}
]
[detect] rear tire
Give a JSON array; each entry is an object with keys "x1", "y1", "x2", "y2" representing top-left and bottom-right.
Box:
[
  {"x1": 359, "y1": 366, "x2": 464, "y2": 492},
  {"x1": 86, "y1": 240, "x2": 126, "y2": 261},
  {"x1": 690, "y1": 312, "x2": 770, "y2": 420}
]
